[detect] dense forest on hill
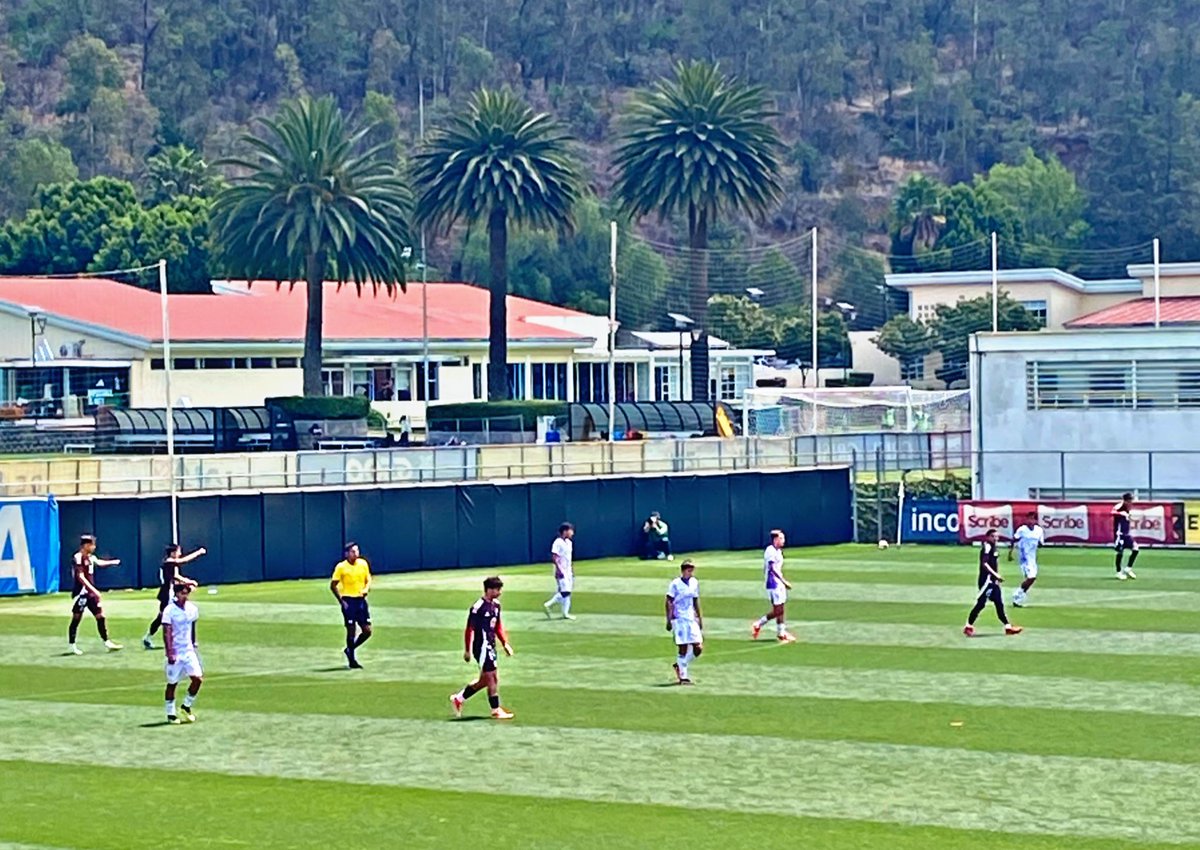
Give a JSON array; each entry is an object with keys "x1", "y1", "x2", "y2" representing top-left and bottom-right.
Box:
[{"x1": 0, "y1": 0, "x2": 1198, "y2": 325}]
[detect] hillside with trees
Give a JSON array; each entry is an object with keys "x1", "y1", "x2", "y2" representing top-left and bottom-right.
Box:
[{"x1": 0, "y1": 0, "x2": 1196, "y2": 333}]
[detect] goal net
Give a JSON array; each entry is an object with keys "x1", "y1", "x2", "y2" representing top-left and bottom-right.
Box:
[{"x1": 742, "y1": 387, "x2": 970, "y2": 437}]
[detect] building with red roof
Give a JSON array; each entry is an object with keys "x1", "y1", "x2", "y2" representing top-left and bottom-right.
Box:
[{"x1": 0, "y1": 277, "x2": 769, "y2": 422}]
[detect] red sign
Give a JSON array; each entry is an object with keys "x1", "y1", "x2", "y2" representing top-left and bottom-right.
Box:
[{"x1": 957, "y1": 501, "x2": 1183, "y2": 545}]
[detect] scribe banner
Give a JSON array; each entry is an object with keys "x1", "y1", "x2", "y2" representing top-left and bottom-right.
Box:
[
  {"x1": 958, "y1": 500, "x2": 1183, "y2": 545},
  {"x1": 0, "y1": 496, "x2": 60, "y2": 595}
]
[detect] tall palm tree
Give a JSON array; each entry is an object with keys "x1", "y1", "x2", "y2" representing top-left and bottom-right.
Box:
[
  {"x1": 413, "y1": 89, "x2": 580, "y2": 401},
  {"x1": 212, "y1": 95, "x2": 412, "y2": 396},
  {"x1": 613, "y1": 61, "x2": 781, "y2": 401}
]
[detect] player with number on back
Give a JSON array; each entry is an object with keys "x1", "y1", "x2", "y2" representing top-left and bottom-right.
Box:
[
  {"x1": 68, "y1": 534, "x2": 123, "y2": 655},
  {"x1": 162, "y1": 581, "x2": 203, "y2": 724},
  {"x1": 964, "y1": 528, "x2": 1022, "y2": 637},
  {"x1": 1009, "y1": 511, "x2": 1044, "y2": 607},
  {"x1": 665, "y1": 560, "x2": 703, "y2": 685},
  {"x1": 1112, "y1": 492, "x2": 1139, "y2": 580},
  {"x1": 451, "y1": 576, "x2": 515, "y2": 720},
  {"x1": 751, "y1": 529, "x2": 796, "y2": 643}
]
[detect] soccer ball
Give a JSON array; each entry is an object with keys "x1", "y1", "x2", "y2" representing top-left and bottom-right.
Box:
[{"x1": 877, "y1": 539, "x2": 890, "y2": 550}]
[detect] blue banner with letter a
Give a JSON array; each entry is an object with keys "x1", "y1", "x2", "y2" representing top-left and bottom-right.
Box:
[
  {"x1": 0, "y1": 496, "x2": 61, "y2": 595},
  {"x1": 904, "y1": 498, "x2": 960, "y2": 543}
]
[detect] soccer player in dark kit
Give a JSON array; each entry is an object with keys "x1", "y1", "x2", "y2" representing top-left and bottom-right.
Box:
[
  {"x1": 963, "y1": 528, "x2": 1023, "y2": 637},
  {"x1": 1112, "y1": 492, "x2": 1140, "y2": 580},
  {"x1": 68, "y1": 534, "x2": 123, "y2": 654},
  {"x1": 450, "y1": 576, "x2": 515, "y2": 720},
  {"x1": 143, "y1": 543, "x2": 204, "y2": 649}
]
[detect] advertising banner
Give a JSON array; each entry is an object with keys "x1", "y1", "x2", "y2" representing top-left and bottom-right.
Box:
[
  {"x1": 903, "y1": 499, "x2": 960, "y2": 543},
  {"x1": 1185, "y1": 501, "x2": 1200, "y2": 547},
  {"x1": 958, "y1": 500, "x2": 1183, "y2": 545},
  {"x1": 0, "y1": 496, "x2": 61, "y2": 596}
]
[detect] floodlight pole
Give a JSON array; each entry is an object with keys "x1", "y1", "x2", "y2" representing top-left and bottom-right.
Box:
[
  {"x1": 607, "y1": 221, "x2": 618, "y2": 442},
  {"x1": 420, "y1": 78, "x2": 432, "y2": 412},
  {"x1": 158, "y1": 259, "x2": 178, "y2": 542},
  {"x1": 1153, "y1": 237, "x2": 1161, "y2": 328},
  {"x1": 990, "y1": 231, "x2": 999, "y2": 333},
  {"x1": 810, "y1": 227, "x2": 818, "y2": 388}
]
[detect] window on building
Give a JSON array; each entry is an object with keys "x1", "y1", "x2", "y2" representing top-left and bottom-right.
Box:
[
  {"x1": 614, "y1": 363, "x2": 635, "y2": 402},
  {"x1": 1027, "y1": 360, "x2": 1141, "y2": 409},
  {"x1": 635, "y1": 362, "x2": 652, "y2": 400},
  {"x1": 654, "y1": 365, "x2": 679, "y2": 401},
  {"x1": 150, "y1": 358, "x2": 165, "y2": 370},
  {"x1": 472, "y1": 363, "x2": 483, "y2": 400},
  {"x1": 900, "y1": 358, "x2": 924, "y2": 381},
  {"x1": 507, "y1": 363, "x2": 527, "y2": 399},
  {"x1": 574, "y1": 363, "x2": 609, "y2": 403},
  {"x1": 1020, "y1": 300, "x2": 1048, "y2": 328},
  {"x1": 201, "y1": 357, "x2": 235, "y2": 369},
  {"x1": 716, "y1": 363, "x2": 752, "y2": 401},
  {"x1": 416, "y1": 363, "x2": 439, "y2": 401},
  {"x1": 173, "y1": 358, "x2": 197, "y2": 370},
  {"x1": 322, "y1": 368, "x2": 346, "y2": 397},
  {"x1": 275, "y1": 357, "x2": 299, "y2": 368},
  {"x1": 531, "y1": 362, "x2": 568, "y2": 400},
  {"x1": 915, "y1": 304, "x2": 937, "y2": 323},
  {"x1": 250, "y1": 357, "x2": 275, "y2": 369}
]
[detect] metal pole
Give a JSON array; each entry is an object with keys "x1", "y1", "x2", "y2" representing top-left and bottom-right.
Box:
[
  {"x1": 158, "y1": 259, "x2": 178, "y2": 542},
  {"x1": 607, "y1": 221, "x2": 618, "y2": 441},
  {"x1": 420, "y1": 78, "x2": 431, "y2": 414},
  {"x1": 1153, "y1": 237, "x2": 1161, "y2": 328},
  {"x1": 810, "y1": 226, "x2": 818, "y2": 387},
  {"x1": 990, "y1": 231, "x2": 999, "y2": 333},
  {"x1": 850, "y1": 447, "x2": 859, "y2": 543}
]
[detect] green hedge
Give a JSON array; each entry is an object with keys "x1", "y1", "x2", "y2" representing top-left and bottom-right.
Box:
[
  {"x1": 855, "y1": 474, "x2": 971, "y2": 542},
  {"x1": 428, "y1": 401, "x2": 568, "y2": 431},
  {"x1": 825, "y1": 372, "x2": 875, "y2": 388},
  {"x1": 266, "y1": 396, "x2": 370, "y2": 420}
]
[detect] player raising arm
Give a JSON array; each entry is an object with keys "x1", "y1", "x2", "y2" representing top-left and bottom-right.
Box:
[
  {"x1": 751, "y1": 530, "x2": 796, "y2": 643},
  {"x1": 68, "y1": 534, "x2": 123, "y2": 655},
  {"x1": 1112, "y1": 492, "x2": 1139, "y2": 580},
  {"x1": 665, "y1": 560, "x2": 703, "y2": 685},
  {"x1": 143, "y1": 543, "x2": 204, "y2": 649},
  {"x1": 451, "y1": 576, "x2": 515, "y2": 720}
]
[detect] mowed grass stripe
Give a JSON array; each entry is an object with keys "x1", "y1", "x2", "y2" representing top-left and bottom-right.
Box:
[
  {"x1": 7, "y1": 635, "x2": 1200, "y2": 721},
  {"x1": 10, "y1": 596, "x2": 1200, "y2": 657},
  {"x1": 2, "y1": 699, "x2": 1198, "y2": 845}
]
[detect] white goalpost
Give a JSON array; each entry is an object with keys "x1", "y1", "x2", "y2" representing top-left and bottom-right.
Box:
[{"x1": 741, "y1": 386, "x2": 971, "y2": 438}]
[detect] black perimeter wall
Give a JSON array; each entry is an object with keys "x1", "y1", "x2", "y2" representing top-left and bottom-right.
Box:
[{"x1": 58, "y1": 468, "x2": 852, "y2": 591}]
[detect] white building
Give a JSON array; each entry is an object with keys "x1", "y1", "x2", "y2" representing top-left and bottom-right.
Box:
[
  {"x1": 970, "y1": 327, "x2": 1200, "y2": 499},
  {"x1": 0, "y1": 277, "x2": 767, "y2": 427}
]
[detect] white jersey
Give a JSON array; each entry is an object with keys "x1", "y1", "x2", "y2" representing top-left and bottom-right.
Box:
[
  {"x1": 764, "y1": 545, "x2": 785, "y2": 589},
  {"x1": 667, "y1": 576, "x2": 700, "y2": 621},
  {"x1": 552, "y1": 537, "x2": 573, "y2": 580},
  {"x1": 162, "y1": 599, "x2": 199, "y2": 656},
  {"x1": 1014, "y1": 524, "x2": 1044, "y2": 564}
]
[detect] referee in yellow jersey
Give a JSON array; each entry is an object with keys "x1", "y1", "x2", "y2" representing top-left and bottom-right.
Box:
[{"x1": 330, "y1": 542, "x2": 373, "y2": 668}]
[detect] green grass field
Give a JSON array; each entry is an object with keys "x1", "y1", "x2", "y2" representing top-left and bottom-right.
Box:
[{"x1": 2, "y1": 543, "x2": 1199, "y2": 849}]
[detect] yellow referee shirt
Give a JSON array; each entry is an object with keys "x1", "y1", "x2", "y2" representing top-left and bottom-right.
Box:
[{"x1": 332, "y1": 558, "x2": 371, "y2": 597}]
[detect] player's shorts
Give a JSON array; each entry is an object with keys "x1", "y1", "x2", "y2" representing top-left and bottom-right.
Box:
[
  {"x1": 341, "y1": 597, "x2": 371, "y2": 627},
  {"x1": 557, "y1": 576, "x2": 574, "y2": 594},
  {"x1": 1114, "y1": 531, "x2": 1139, "y2": 551},
  {"x1": 70, "y1": 592, "x2": 101, "y2": 615},
  {"x1": 767, "y1": 587, "x2": 788, "y2": 606},
  {"x1": 1019, "y1": 560, "x2": 1038, "y2": 580},
  {"x1": 165, "y1": 650, "x2": 203, "y2": 684},
  {"x1": 473, "y1": 642, "x2": 498, "y2": 673},
  {"x1": 672, "y1": 618, "x2": 702, "y2": 646}
]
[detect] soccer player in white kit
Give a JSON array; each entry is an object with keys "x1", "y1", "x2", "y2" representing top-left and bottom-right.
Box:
[
  {"x1": 1008, "y1": 510, "x2": 1045, "y2": 607},
  {"x1": 543, "y1": 522, "x2": 576, "y2": 620},
  {"x1": 665, "y1": 560, "x2": 703, "y2": 685},
  {"x1": 752, "y1": 529, "x2": 796, "y2": 643},
  {"x1": 162, "y1": 582, "x2": 203, "y2": 724}
]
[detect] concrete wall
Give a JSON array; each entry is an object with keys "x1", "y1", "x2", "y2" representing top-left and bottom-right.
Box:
[
  {"x1": 972, "y1": 329, "x2": 1200, "y2": 499},
  {"x1": 907, "y1": 282, "x2": 1129, "y2": 329}
]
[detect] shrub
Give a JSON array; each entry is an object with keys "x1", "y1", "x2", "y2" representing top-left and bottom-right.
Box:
[{"x1": 265, "y1": 396, "x2": 370, "y2": 420}]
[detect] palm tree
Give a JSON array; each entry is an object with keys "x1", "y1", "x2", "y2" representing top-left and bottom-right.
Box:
[
  {"x1": 212, "y1": 95, "x2": 412, "y2": 396},
  {"x1": 413, "y1": 89, "x2": 580, "y2": 401},
  {"x1": 613, "y1": 61, "x2": 782, "y2": 402},
  {"x1": 891, "y1": 173, "x2": 947, "y2": 258}
]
